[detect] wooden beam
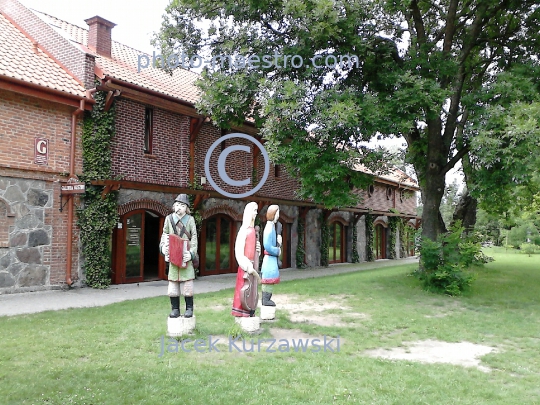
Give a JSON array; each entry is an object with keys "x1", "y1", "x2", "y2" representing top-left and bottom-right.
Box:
[
  {"x1": 104, "y1": 90, "x2": 121, "y2": 112},
  {"x1": 190, "y1": 117, "x2": 206, "y2": 142},
  {"x1": 323, "y1": 209, "x2": 332, "y2": 221},
  {"x1": 192, "y1": 194, "x2": 207, "y2": 210},
  {"x1": 0, "y1": 77, "x2": 93, "y2": 110},
  {"x1": 101, "y1": 80, "x2": 201, "y2": 118}
]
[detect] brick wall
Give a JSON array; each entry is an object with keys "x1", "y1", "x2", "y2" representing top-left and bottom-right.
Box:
[
  {"x1": 356, "y1": 184, "x2": 417, "y2": 215},
  {"x1": 194, "y1": 124, "x2": 253, "y2": 196},
  {"x1": 112, "y1": 99, "x2": 190, "y2": 187},
  {"x1": 0, "y1": 89, "x2": 82, "y2": 176},
  {"x1": 0, "y1": 89, "x2": 83, "y2": 290},
  {"x1": 0, "y1": 0, "x2": 94, "y2": 88},
  {"x1": 254, "y1": 155, "x2": 301, "y2": 201}
]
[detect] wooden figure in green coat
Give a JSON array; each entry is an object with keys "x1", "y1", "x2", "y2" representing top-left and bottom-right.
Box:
[{"x1": 159, "y1": 194, "x2": 198, "y2": 318}]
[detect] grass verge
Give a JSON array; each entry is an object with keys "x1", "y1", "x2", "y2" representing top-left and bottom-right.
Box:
[{"x1": 0, "y1": 247, "x2": 539, "y2": 404}]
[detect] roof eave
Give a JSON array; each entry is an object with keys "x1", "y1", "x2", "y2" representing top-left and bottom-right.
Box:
[{"x1": 0, "y1": 75, "x2": 94, "y2": 109}]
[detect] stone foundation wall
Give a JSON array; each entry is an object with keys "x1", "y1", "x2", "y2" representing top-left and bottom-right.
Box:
[
  {"x1": 0, "y1": 176, "x2": 53, "y2": 292},
  {"x1": 356, "y1": 215, "x2": 367, "y2": 262}
]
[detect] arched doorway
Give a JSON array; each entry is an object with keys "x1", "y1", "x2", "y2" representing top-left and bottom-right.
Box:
[
  {"x1": 329, "y1": 221, "x2": 346, "y2": 263},
  {"x1": 200, "y1": 214, "x2": 236, "y2": 276},
  {"x1": 112, "y1": 209, "x2": 166, "y2": 284},
  {"x1": 375, "y1": 223, "x2": 387, "y2": 259}
]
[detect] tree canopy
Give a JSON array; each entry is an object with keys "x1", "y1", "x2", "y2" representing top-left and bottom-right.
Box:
[{"x1": 155, "y1": 0, "x2": 540, "y2": 241}]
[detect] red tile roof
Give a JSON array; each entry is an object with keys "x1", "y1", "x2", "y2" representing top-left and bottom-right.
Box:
[
  {"x1": 0, "y1": 13, "x2": 87, "y2": 97},
  {"x1": 32, "y1": 10, "x2": 201, "y2": 105},
  {"x1": 353, "y1": 162, "x2": 419, "y2": 189}
]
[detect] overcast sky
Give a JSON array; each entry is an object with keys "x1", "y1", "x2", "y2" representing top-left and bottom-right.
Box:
[{"x1": 19, "y1": 0, "x2": 169, "y2": 52}]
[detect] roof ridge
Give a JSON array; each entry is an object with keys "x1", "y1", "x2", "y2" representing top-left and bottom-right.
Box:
[{"x1": 30, "y1": 8, "x2": 87, "y2": 33}]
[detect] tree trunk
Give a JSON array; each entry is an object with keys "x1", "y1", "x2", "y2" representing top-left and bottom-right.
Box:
[
  {"x1": 451, "y1": 188, "x2": 477, "y2": 235},
  {"x1": 421, "y1": 170, "x2": 447, "y2": 241}
]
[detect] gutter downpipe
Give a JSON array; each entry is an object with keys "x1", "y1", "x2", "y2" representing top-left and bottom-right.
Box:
[{"x1": 66, "y1": 98, "x2": 87, "y2": 286}]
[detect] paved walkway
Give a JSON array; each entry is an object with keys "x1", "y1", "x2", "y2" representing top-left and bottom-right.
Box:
[{"x1": 0, "y1": 257, "x2": 418, "y2": 316}]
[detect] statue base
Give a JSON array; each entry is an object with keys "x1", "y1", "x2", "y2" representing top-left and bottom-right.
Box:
[
  {"x1": 167, "y1": 315, "x2": 196, "y2": 337},
  {"x1": 235, "y1": 316, "x2": 260, "y2": 333},
  {"x1": 260, "y1": 305, "x2": 276, "y2": 320}
]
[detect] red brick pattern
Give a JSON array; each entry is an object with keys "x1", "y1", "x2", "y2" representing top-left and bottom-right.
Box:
[
  {"x1": 357, "y1": 185, "x2": 417, "y2": 216},
  {"x1": 194, "y1": 124, "x2": 253, "y2": 196},
  {"x1": 112, "y1": 99, "x2": 190, "y2": 186},
  {"x1": 0, "y1": 89, "x2": 82, "y2": 176},
  {"x1": 118, "y1": 199, "x2": 172, "y2": 217},
  {"x1": 199, "y1": 204, "x2": 243, "y2": 222},
  {"x1": 254, "y1": 154, "x2": 301, "y2": 201}
]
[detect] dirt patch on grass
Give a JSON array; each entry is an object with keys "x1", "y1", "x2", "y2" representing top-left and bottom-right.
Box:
[
  {"x1": 275, "y1": 294, "x2": 369, "y2": 327},
  {"x1": 424, "y1": 300, "x2": 467, "y2": 318},
  {"x1": 364, "y1": 340, "x2": 496, "y2": 372}
]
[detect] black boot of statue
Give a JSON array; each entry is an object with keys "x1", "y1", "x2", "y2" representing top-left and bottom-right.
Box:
[
  {"x1": 184, "y1": 296, "x2": 194, "y2": 318},
  {"x1": 262, "y1": 291, "x2": 276, "y2": 307},
  {"x1": 169, "y1": 296, "x2": 180, "y2": 318}
]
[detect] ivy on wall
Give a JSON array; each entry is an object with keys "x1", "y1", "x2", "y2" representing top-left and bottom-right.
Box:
[
  {"x1": 320, "y1": 211, "x2": 329, "y2": 267},
  {"x1": 388, "y1": 216, "x2": 399, "y2": 259},
  {"x1": 188, "y1": 180, "x2": 204, "y2": 236},
  {"x1": 399, "y1": 218, "x2": 407, "y2": 258},
  {"x1": 77, "y1": 90, "x2": 118, "y2": 288},
  {"x1": 352, "y1": 218, "x2": 360, "y2": 263},
  {"x1": 296, "y1": 215, "x2": 306, "y2": 268},
  {"x1": 365, "y1": 213, "x2": 375, "y2": 262}
]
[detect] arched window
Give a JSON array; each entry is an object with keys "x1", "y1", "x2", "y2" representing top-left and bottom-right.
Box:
[
  {"x1": 329, "y1": 221, "x2": 346, "y2": 263},
  {"x1": 375, "y1": 223, "x2": 387, "y2": 259}
]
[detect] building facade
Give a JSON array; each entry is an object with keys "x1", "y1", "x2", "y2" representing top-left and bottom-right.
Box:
[{"x1": 0, "y1": 0, "x2": 419, "y2": 292}]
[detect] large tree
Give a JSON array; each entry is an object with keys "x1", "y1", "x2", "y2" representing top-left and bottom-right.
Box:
[{"x1": 155, "y1": 0, "x2": 540, "y2": 241}]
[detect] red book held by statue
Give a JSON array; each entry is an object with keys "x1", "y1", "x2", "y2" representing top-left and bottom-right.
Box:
[{"x1": 169, "y1": 234, "x2": 189, "y2": 268}]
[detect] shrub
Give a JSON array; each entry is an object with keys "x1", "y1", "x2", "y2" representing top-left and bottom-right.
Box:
[
  {"x1": 520, "y1": 243, "x2": 538, "y2": 256},
  {"x1": 414, "y1": 222, "x2": 492, "y2": 296}
]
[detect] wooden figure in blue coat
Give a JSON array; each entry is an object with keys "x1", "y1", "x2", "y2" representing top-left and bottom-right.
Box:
[{"x1": 261, "y1": 205, "x2": 282, "y2": 306}]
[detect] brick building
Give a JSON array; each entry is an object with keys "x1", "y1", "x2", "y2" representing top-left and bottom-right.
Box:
[{"x1": 0, "y1": 0, "x2": 419, "y2": 291}]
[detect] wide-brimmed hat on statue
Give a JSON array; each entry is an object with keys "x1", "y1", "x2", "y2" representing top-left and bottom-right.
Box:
[{"x1": 174, "y1": 194, "x2": 190, "y2": 206}]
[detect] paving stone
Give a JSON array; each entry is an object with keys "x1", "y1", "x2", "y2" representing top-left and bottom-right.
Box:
[{"x1": 28, "y1": 229, "x2": 49, "y2": 247}]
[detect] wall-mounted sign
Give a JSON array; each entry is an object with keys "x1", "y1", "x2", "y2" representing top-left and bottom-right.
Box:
[
  {"x1": 60, "y1": 182, "x2": 86, "y2": 195},
  {"x1": 34, "y1": 138, "x2": 48, "y2": 165},
  {"x1": 127, "y1": 228, "x2": 140, "y2": 246}
]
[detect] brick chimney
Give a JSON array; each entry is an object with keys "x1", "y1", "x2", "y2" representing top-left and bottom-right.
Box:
[{"x1": 84, "y1": 16, "x2": 116, "y2": 58}]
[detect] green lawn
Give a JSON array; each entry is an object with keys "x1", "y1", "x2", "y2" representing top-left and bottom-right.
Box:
[{"x1": 1, "y1": 248, "x2": 539, "y2": 404}]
